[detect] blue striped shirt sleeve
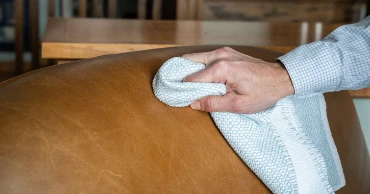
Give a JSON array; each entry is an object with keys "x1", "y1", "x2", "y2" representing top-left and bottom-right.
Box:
[{"x1": 278, "y1": 16, "x2": 370, "y2": 96}]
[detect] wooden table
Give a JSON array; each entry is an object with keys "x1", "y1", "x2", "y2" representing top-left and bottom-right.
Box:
[
  {"x1": 42, "y1": 18, "x2": 369, "y2": 97},
  {"x1": 42, "y1": 18, "x2": 343, "y2": 60}
]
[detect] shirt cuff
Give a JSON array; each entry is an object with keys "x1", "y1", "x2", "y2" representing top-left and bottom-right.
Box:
[{"x1": 277, "y1": 41, "x2": 342, "y2": 96}]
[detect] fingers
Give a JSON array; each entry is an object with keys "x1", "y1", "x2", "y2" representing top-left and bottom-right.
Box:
[
  {"x1": 182, "y1": 47, "x2": 234, "y2": 66},
  {"x1": 182, "y1": 47, "x2": 237, "y2": 83},
  {"x1": 182, "y1": 51, "x2": 217, "y2": 66},
  {"x1": 190, "y1": 93, "x2": 244, "y2": 113},
  {"x1": 182, "y1": 67, "x2": 215, "y2": 83},
  {"x1": 183, "y1": 60, "x2": 228, "y2": 83}
]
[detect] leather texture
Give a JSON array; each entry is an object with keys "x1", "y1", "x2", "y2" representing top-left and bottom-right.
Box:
[{"x1": 0, "y1": 46, "x2": 369, "y2": 194}]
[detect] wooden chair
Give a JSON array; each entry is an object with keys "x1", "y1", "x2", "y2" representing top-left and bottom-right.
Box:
[
  {"x1": 78, "y1": 0, "x2": 162, "y2": 19},
  {"x1": 177, "y1": 0, "x2": 368, "y2": 22},
  {"x1": 13, "y1": 0, "x2": 162, "y2": 75},
  {"x1": 14, "y1": 0, "x2": 57, "y2": 75},
  {"x1": 14, "y1": 0, "x2": 40, "y2": 74}
]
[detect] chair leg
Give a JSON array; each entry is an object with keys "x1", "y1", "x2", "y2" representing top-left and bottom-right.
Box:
[
  {"x1": 93, "y1": 0, "x2": 103, "y2": 17},
  {"x1": 14, "y1": 0, "x2": 24, "y2": 75},
  {"x1": 48, "y1": 0, "x2": 55, "y2": 17},
  {"x1": 138, "y1": 0, "x2": 147, "y2": 19},
  {"x1": 108, "y1": 0, "x2": 117, "y2": 18},
  {"x1": 30, "y1": 0, "x2": 40, "y2": 70},
  {"x1": 79, "y1": 0, "x2": 87, "y2": 17},
  {"x1": 152, "y1": 0, "x2": 162, "y2": 20}
]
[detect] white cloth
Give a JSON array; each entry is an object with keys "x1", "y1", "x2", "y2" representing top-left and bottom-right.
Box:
[{"x1": 152, "y1": 57, "x2": 345, "y2": 193}]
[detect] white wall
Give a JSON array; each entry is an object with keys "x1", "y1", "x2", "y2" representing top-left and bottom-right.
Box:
[{"x1": 353, "y1": 99, "x2": 370, "y2": 155}]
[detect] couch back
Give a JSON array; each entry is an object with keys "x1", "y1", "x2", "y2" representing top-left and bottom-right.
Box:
[{"x1": 0, "y1": 46, "x2": 369, "y2": 193}]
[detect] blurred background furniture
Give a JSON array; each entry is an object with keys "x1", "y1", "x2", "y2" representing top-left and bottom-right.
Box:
[
  {"x1": 41, "y1": 18, "x2": 339, "y2": 61},
  {"x1": 177, "y1": 0, "x2": 368, "y2": 22},
  {"x1": 6, "y1": 0, "x2": 166, "y2": 78},
  {"x1": 0, "y1": 0, "x2": 370, "y2": 77},
  {"x1": 0, "y1": 0, "x2": 368, "y2": 78},
  {"x1": 41, "y1": 17, "x2": 370, "y2": 98},
  {"x1": 0, "y1": 46, "x2": 369, "y2": 193}
]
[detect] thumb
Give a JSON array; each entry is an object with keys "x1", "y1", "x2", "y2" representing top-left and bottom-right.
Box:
[{"x1": 190, "y1": 94, "x2": 236, "y2": 112}]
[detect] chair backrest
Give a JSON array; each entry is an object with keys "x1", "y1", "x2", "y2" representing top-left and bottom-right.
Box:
[
  {"x1": 14, "y1": 0, "x2": 41, "y2": 75},
  {"x1": 77, "y1": 0, "x2": 162, "y2": 19},
  {"x1": 12, "y1": 0, "x2": 162, "y2": 76},
  {"x1": 177, "y1": 0, "x2": 368, "y2": 22}
]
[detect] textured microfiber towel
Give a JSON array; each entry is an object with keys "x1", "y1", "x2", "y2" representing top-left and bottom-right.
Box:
[{"x1": 152, "y1": 57, "x2": 345, "y2": 194}]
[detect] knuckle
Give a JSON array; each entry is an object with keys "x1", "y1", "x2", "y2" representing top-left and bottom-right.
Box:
[
  {"x1": 221, "y1": 46, "x2": 236, "y2": 53},
  {"x1": 212, "y1": 60, "x2": 229, "y2": 76},
  {"x1": 215, "y1": 47, "x2": 231, "y2": 57},
  {"x1": 202, "y1": 98, "x2": 217, "y2": 112},
  {"x1": 222, "y1": 46, "x2": 233, "y2": 51},
  {"x1": 213, "y1": 60, "x2": 228, "y2": 70}
]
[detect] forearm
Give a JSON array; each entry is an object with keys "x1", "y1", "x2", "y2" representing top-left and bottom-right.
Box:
[{"x1": 278, "y1": 16, "x2": 370, "y2": 96}]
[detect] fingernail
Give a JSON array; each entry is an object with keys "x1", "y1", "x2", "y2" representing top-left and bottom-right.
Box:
[{"x1": 190, "y1": 101, "x2": 200, "y2": 110}]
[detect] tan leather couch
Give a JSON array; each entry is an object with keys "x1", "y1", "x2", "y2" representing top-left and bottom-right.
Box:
[{"x1": 0, "y1": 46, "x2": 369, "y2": 193}]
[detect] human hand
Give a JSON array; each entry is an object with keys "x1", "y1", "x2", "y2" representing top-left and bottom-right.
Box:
[{"x1": 182, "y1": 47, "x2": 294, "y2": 114}]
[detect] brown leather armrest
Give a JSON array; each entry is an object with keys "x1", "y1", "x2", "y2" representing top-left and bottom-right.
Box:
[{"x1": 0, "y1": 46, "x2": 369, "y2": 193}]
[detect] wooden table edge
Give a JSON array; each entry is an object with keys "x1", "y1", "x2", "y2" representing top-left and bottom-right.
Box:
[
  {"x1": 42, "y1": 43, "x2": 298, "y2": 58},
  {"x1": 41, "y1": 42, "x2": 183, "y2": 59},
  {"x1": 41, "y1": 43, "x2": 370, "y2": 98}
]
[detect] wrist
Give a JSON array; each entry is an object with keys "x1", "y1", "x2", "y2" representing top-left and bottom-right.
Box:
[{"x1": 274, "y1": 62, "x2": 295, "y2": 97}]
